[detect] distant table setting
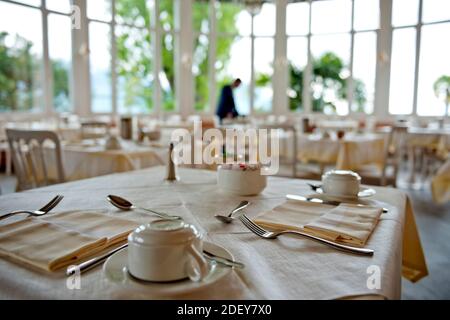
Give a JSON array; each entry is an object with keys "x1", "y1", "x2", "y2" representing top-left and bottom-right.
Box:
[
  {"x1": 44, "y1": 139, "x2": 167, "y2": 182},
  {"x1": 294, "y1": 133, "x2": 386, "y2": 170},
  {"x1": 316, "y1": 120, "x2": 359, "y2": 133},
  {"x1": 406, "y1": 127, "x2": 450, "y2": 184},
  {"x1": 0, "y1": 165, "x2": 428, "y2": 299}
]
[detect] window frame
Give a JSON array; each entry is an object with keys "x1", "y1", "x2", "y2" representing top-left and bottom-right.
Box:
[
  {"x1": 0, "y1": 0, "x2": 74, "y2": 115},
  {"x1": 389, "y1": 0, "x2": 450, "y2": 116},
  {"x1": 286, "y1": 0, "x2": 380, "y2": 116}
]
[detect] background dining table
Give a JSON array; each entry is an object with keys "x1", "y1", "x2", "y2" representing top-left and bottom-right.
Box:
[
  {"x1": 280, "y1": 133, "x2": 387, "y2": 171},
  {"x1": 44, "y1": 140, "x2": 168, "y2": 182},
  {"x1": 406, "y1": 127, "x2": 450, "y2": 184},
  {"x1": 0, "y1": 167, "x2": 427, "y2": 299}
]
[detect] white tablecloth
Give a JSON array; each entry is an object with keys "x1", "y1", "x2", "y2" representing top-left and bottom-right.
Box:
[
  {"x1": 280, "y1": 133, "x2": 386, "y2": 170},
  {"x1": 46, "y1": 141, "x2": 167, "y2": 181},
  {"x1": 407, "y1": 128, "x2": 450, "y2": 155},
  {"x1": 0, "y1": 167, "x2": 427, "y2": 299}
]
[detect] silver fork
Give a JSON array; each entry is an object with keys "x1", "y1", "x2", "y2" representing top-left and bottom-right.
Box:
[
  {"x1": 238, "y1": 214, "x2": 374, "y2": 256},
  {"x1": 0, "y1": 195, "x2": 64, "y2": 221}
]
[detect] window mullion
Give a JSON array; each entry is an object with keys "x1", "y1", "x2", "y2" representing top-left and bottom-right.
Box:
[
  {"x1": 374, "y1": 0, "x2": 392, "y2": 118},
  {"x1": 412, "y1": 0, "x2": 423, "y2": 116},
  {"x1": 273, "y1": 0, "x2": 288, "y2": 116},
  {"x1": 42, "y1": 0, "x2": 53, "y2": 115},
  {"x1": 250, "y1": 15, "x2": 255, "y2": 116},
  {"x1": 303, "y1": 0, "x2": 313, "y2": 114},
  {"x1": 348, "y1": 0, "x2": 355, "y2": 115},
  {"x1": 151, "y1": 0, "x2": 162, "y2": 117},
  {"x1": 111, "y1": 0, "x2": 117, "y2": 115},
  {"x1": 208, "y1": 0, "x2": 217, "y2": 115}
]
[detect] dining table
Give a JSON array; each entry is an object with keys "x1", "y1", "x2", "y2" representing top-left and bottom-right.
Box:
[
  {"x1": 406, "y1": 127, "x2": 450, "y2": 184},
  {"x1": 44, "y1": 140, "x2": 168, "y2": 182},
  {"x1": 285, "y1": 133, "x2": 387, "y2": 172},
  {"x1": 0, "y1": 166, "x2": 427, "y2": 299},
  {"x1": 316, "y1": 120, "x2": 359, "y2": 133}
]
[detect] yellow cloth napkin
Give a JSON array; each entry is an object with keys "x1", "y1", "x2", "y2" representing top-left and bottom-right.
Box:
[
  {"x1": 254, "y1": 200, "x2": 382, "y2": 247},
  {"x1": 0, "y1": 211, "x2": 140, "y2": 272}
]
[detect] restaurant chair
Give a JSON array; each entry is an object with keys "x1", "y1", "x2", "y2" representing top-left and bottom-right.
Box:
[
  {"x1": 6, "y1": 129, "x2": 65, "y2": 191},
  {"x1": 356, "y1": 127, "x2": 403, "y2": 187},
  {"x1": 421, "y1": 143, "x2": 448, "y2": 180}
]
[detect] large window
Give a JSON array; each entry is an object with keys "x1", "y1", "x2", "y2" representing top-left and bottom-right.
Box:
[
  {"x1": 0, "y1": 0, "x2": 73, "y2": 113},
  {"x1": 286, "y1": 1, "x2": 308, "y2": 111},
  {"x1": 48, "y1": 12, "x2": 72, "y2": 112},
  {"x1": 196, "y1": 1, "x2": 275, "y2": 116},
  {"x1": 88, "y1": 0, "x2": 156, "y2": 114},
  {"x1": 310, "y1": 0, "x2": 352, "y2": 114},
  {"x1": 160, "y1": 0, "x2": 176, "y2": 111},
  {"x1": 389, "y1": 0, "x2": 450, "y2": 116},
  {"x1": 1, "y1": 0, "x2": 448, "y2": 118},
  {"x1": 287, "y1": 0, "x2": 379, "y2": 115},
  {"x1": 253, "y1": 3, "x2": 275, "y2": 113},
  {"x1": 193, "y1": 0, "x2": 210, "y2": 111},
  {"x1": 215, "y1": 1, "x2": 251, "y2": 115}
]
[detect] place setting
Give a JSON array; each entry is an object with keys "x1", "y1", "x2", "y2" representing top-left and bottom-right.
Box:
[
  {"x1": 214, "y1": 166, "x2": 382, "y2": 256},
  {"x1": 0, "y1": 188, "x2": 247, "y2": 298}
]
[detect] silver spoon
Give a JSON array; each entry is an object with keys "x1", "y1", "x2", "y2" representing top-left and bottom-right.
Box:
[
  {"x1": 107, "y1": 195, "x2": 181, "y2": 220},
  {"x1": 214, "y1": 201, "x2": 250, "y2": 224},
  {"x1": 0, "y1": 195, "x2": 64, "y2": 221}
]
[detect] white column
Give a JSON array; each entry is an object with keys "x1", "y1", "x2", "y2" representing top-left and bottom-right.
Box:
[
  {"x1": 374, "y1": 0, "x2": 393, "y2": 118},
  {"x1": 111, "y1": 0, "x2": 117, "y2": 115},
  {"x1": 71, "y1": 0, "x2": 91, "y2": 116},
  {"x1": 208, "y1": 0, "x2": 217, "y2": 114},
  {"x1": 412, "y1": 0, "x2": 423, "y2": 116},
  {"x1": 250, "y1": 15, "x2": 255, "y2": 115},
  {"x1": 273, "y1": 0, "x2": 288, "y2": 116},
  {"x1": 42, "y1": 0, "x2": 53, "y2": 116},
  {"x1": 303, "y1": 0, "x2": 313, "y2": 114},
  {"x1": 174, "y1": 0, "x2": 194, "y2": 119},
  {"x1": 151, "y1": 0, "x2": 162, "y2": 118},
  {"x1": 348, "y1": 0, "x2": 355, "y2": 114}
]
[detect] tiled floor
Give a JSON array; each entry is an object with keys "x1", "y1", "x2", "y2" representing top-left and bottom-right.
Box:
[{"x1": 0, "y1": 167, "x2": 449, "y2": 299}]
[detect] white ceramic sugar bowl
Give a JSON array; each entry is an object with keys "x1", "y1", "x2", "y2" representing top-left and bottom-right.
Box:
[
  {"x1": 127, "y1": 220, "x2": 209, "y2": 282},
  {"x1": 321, "y1": 170, "x2": 361, "y2": 198},
  {"x1": 217, "y1": 165, "x2": 267, "y2": 196}
]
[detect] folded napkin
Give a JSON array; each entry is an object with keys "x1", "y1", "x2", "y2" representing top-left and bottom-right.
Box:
[
  {"x1": 0, "y1": 211, "x2": 140, "y2": 272},
  {"x1": 255, "y1": 200, "x2": 382, "y2": 247}
]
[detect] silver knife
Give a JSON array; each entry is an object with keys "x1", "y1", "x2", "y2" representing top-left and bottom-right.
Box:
[
  {"x1": 66, "y1": 243, "x2": 128, "y2": 276},
  {"x1": 203, "y1": 250, "x2": 245, "y2": 269},
  {"x1": 286, "y1": 194, "x2": 388, "y2": 213}
]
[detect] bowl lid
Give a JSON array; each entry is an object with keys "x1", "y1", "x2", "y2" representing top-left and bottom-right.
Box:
[
  {"x1": 322, "y1": 170, "x2": 361, "y2": 181},
  {"x1": 128, "y1": 220, "x2": 201, "y2": 245}
]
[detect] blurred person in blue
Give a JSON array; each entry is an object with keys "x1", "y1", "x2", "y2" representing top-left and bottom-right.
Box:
[{"x1": 216, "y1": 78, "x2": 242, "y2": 123}]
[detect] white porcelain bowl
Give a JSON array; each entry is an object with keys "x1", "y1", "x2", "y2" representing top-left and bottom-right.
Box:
[
  {"x1": 127, "y1": 220, "x2": 209, "y2": 282},
  {"x1": 321, "y1": 170, "x2": 361, "y2": 198},
  {"x1": 217, "y1": 166, "x2": 267, "y2": 196}
]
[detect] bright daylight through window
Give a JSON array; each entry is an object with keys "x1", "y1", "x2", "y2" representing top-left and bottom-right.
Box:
[{"x1": 0, "y1": 0, "x2": 449, "y2": 117}]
